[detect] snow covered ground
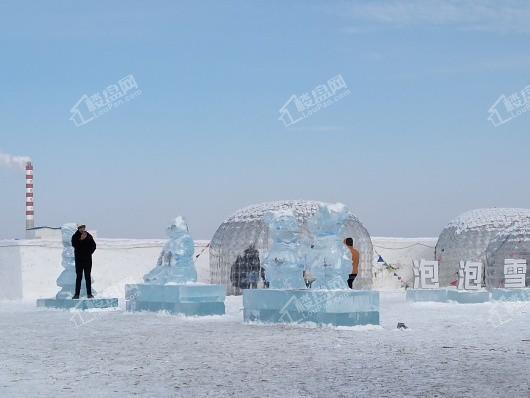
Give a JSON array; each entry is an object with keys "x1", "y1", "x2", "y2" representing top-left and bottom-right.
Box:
[{"x1": 1, "y1": 292, "x2": 529, "y2": 398}]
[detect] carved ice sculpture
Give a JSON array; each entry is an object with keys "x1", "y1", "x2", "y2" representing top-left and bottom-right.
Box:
[
  {"x1": 244, "y1": 204, "x2": 380, "y2": 326},
  {"x1": 262, "y1": 209, "x2": 306, "y2": 289},
  {"x1": 143, "y1": 216, "x2": 197, "y2": 284},
  {"x1": 306, "y1": 203, "x2": 351, "y2": 289},
  {"x1": 125, "y1": 216, "x2": 225, "y2": 316}
]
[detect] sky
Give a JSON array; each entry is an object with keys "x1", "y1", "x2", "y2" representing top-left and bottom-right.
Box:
[{"x1": 1, "y1": 0, "x2": 530, "y2": 239}]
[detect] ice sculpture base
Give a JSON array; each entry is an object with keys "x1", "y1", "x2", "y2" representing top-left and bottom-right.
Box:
[
  {"x1": 243, "y1": 289, "x2": 379, "y2": 327},
  {"x1": 447, "y1": 289, "x2": 490, "y2": 303},
  {"x1": 406, "y1": 288, "x2": 449, "y2": 303},
  {"x1": 491, "y1": 288, "x2": 530, "y2": 302},
  {"x1": 125, "y1": 284, "x2": 226, "y2": 316},
  {"x1": 36, "y1": 298, "x2": 118, "y2": 310}
]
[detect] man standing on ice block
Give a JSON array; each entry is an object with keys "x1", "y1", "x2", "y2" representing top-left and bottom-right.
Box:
[
  {"x1": 71, "y1": 224, "x2": 96, "y2": 299},
  {"x1": 344, "y1": 237, "x2": 359, "y2": 289}
]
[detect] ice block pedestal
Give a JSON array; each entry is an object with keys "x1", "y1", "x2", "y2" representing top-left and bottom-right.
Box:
[
  {"x1": 491, "y1": 288, "x2": 530, "y2": 302},
  {"x1": 125, "y1": 283, "x2": 225, "y2": 316},
  {"x1": 406, "y1": 289, "x2": 449, "y2": 303},
  {"x1": 243, "y1": 289, "x2": 379, "y2": 327},
  {"x1": 37, "y1": 298, "x2": 118, "y2": 310},
  {"x1": 125, "y1": 216, "x2": 226, "y2": 316},
  {"x1": 447, "y1": 289, "x2": 490, "y2": 303},
  {"x1": 36, "y1": 223, "x2": 118, "y2": 311}
]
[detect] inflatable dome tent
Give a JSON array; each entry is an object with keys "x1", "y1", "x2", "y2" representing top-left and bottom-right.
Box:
[
  {"x1": 435, "y1": 208, "x2": 530, "y2": 287},
  {"x1": 485, "y1": 222, "x2": 530, "y2": 288},
  {"x1": 209, "y1": 200, "x2": 373, "y2": 295}
]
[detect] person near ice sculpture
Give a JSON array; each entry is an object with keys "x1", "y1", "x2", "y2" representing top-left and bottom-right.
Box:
[
  {"x1": 71, "y1": 224, "x2": 96, "y2": 299},
  {"x1": 344, "y1": 237, "x2": 359, "y2": 288}
]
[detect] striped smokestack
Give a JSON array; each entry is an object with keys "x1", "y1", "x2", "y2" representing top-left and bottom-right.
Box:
[{"x1": 25, "y1": 161, "x2": 35, "y2": 237}]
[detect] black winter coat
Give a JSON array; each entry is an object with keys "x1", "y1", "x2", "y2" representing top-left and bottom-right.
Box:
[{"x1": 71, "y1": 231, "x2": 96, "y2": 264}]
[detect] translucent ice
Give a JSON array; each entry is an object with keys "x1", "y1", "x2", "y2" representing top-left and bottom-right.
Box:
[
  {"x1": 262, "y1": 209, "x2": 306, "y2": 289},
  {"x1": 306, "y1": 203, "x2": 352, "y2": 289},
  {"x1": 243, "y1": 289, "x2": 380, "y2": 326},
  {"x1": 143, "y1": 216, "x2": 197, "y2": 284},
  {"x1": 261, "y1": 203, "x2": 355, "y2": 290}
]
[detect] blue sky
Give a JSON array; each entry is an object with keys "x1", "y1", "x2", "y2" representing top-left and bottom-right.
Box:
[{"x1": 1, "y1": 1, "x2": 530, "y2": 239}]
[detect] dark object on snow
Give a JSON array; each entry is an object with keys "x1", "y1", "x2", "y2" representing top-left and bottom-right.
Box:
[
  {"x1": 71, "y1": 231, "x2": 96, "y2": 297},
  {"x1": 347, "y1": 273, "x2": 357, "y2": 289},
  {"x1": 397, "y1": 322, "x2": 408, "y2": 330}
]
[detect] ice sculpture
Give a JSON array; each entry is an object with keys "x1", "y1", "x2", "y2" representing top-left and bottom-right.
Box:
[
  {"x1": 143, "y1": 216, "x2": 197, "y2": 284},
  {"x1": 210, "y1": 200, "x2": 374, "y2": 294},
  {"x1": 243, "y1": 203, "x2": 380, "y2": 327},
  {"x1": 306, "y1": 203, "x2": 351, "y2": 289},
  {"x1": 125, "y1": 217, "x2": 225, "y2": 316},
  {"x1": 37, "y1": 223, "x2": 118, "y2": 310},
  {"x1": 262, "y1": 209, "x2": 306, "y2": 289},
  {"x1": 436, "y1": 208, "x2": 530, "y2": 286}
]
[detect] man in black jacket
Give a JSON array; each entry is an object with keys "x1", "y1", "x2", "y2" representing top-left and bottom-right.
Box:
[{"x1": 71, "y1": 224, "x2": 96, "y2": 299}]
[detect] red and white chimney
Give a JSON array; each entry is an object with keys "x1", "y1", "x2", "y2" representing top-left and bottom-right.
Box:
[{"x1": 25, "y1": 161, "x2": 35, "y2": 237}]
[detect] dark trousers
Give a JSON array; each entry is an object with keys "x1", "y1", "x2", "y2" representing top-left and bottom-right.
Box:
[
  {"x1": 347, "y1": 274, "x2": 357, "y2": 289},
  {"x1": 75, "y1": 261, "x2": 92, "y2": 296}
]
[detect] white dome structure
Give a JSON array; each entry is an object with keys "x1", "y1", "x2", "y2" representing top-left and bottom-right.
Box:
[
  {"x1": 209, "y1": 200, "x2": 373, "y2": 295},
  {"x1": 435, "y1": 208, "x2": 530, "y2": 286},
  {"x1": 485, "y1": 222, "x2": 530, "y2": 288}
]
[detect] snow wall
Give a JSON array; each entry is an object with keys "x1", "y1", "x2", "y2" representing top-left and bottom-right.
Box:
[{"x1": 0, "y1": 239, "x2": 210, "y2": 301}]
